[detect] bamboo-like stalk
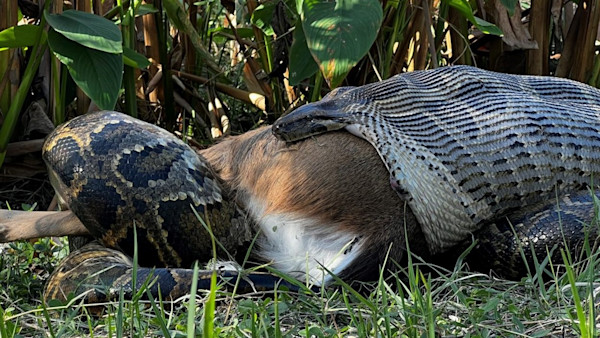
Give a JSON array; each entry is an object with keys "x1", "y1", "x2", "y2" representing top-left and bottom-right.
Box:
[
  {"x1": 392, "y1": 3, "x2": 419, "y2": 74},
  {"x1": 143, "y1": 0, "x2": 162, "y2": 105},
  {"x1": 413, "y1": 0, "x2": 429, "y2": 70},
  {"x1": 76, "y1": 0, "x2": 92, "y2": 12},
  {"x1": 75, "y1": 0, "x2": 92, "y2": 113},
  {"x1": 122, "y1": 0, "x2": 139, "y2": 116},
  {"x1": 50, "y1": 0, "x2": 65, "y2": 124},
  {"x1": 184, "y1": 0, "x2": 197, "y2": 74},
  {"x1": 207, "y1": 89, "x2": 224, "y2": 138},
  {"x1": 589, "y1": 54, "x2": 600, "y2": 87},
  {"x1": 383, "y1": 2, "x2": 408, "y2": 78},
  {"x1": 555, "y1": 2, "x2": 581, "y2": 78},
  {"x1": 527, "y1": 0, "x2": 551, "y2": 75},
  {"x1": 0, "y1": 1, "x2": 51, "y2": 168},
  {"x1": 571, "y1": 0, "x2": 600, "y2": 82},
  {"x1": 448, "y1": 7, "x2": 470, "y2": 65},
  {"x1": 156, "y1": 1, "x2": 175, "y2": 129},
  {"x1": 0, "y1": 0, "x2": 18, "y2": 117},
  {"x1": 172, "y1": 70, "x2": 266, "y2": 111},
  {"x1": 421, "y1": 0, "x2": 438, "y2": 68},
  {"x1": 555, "y1": 1, "x2": 600, "y2": 81}
]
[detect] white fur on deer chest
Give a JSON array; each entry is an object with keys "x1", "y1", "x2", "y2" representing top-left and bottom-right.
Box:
[{"x1": 246, "y1": 195, "x2": 365, "y2": 285}]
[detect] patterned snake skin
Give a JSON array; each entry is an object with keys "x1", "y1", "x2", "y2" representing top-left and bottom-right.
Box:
[
  {"x1": 273, "y1": 66, "x2": 600, "y2": 254},
  {"x1": 42, "y1": 111, "x2": 304, "y2": 302},
  {"x1": 43, "y1": 111, "x2": 252, "y2": 267}
]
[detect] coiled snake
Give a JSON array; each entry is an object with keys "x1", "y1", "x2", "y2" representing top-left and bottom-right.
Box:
[
  {"x1": 42, "y1": 66, "x2": 600, "y2": 302},
  {"x1": 42, "y1": 111, "x2": 300, "y2": 302}
]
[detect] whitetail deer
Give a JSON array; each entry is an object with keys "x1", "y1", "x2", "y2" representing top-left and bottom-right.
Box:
[{"x1": 199, "y1": 126, "x2": 427, "y2": 284}]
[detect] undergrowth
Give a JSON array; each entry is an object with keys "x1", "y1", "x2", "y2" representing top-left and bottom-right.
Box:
[{"x1": 1, "y1": 236, "x2": 599, "y2": 337}]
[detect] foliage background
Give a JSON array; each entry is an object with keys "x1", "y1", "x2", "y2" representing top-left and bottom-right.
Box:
[{"x1": 0, "y1": 0, "x2": 599, "y2": 177}]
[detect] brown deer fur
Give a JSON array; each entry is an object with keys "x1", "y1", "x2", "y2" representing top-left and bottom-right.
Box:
[{"x1": 200, "y1": 126, "x2": 428, "y2": 283}]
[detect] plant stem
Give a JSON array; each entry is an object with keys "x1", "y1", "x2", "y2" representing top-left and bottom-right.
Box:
[
  {"x1": 0, "y1": 1, "x2": 50, "y2": 168},
  {"x1": 122, "y1": 0, "x2": 138, "y2": 117}
]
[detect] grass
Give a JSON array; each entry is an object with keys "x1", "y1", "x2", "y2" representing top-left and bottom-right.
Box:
[{"x1": 1, "y1": 235, "x2": 600, "y2": 337}]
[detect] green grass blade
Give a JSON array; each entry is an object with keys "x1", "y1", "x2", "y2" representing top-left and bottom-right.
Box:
[
  {"x1": 273, "y1": 287, "x2": 281, "y2": 338},
  {"x1": 117, "y1": 288, "x2": 124, "y2": 338},
  {"x1": 146, "y1": 289, "x2": 172, "y2": 338},
  {"x1": 40, "y1": 302, "x2": 56, "y2": 338},
  {"x1": 187, "y1": 262, "x2": 200, "y2": 338},
  {"x1": 187, "y1": 261, "x2": 198, "y2": 338},
  {"x1": 562, "y1": 249, "x2": 588, "y2": 338},
  {"x1": 0, "y1": 307, "x2": 8, "y2": 338}
]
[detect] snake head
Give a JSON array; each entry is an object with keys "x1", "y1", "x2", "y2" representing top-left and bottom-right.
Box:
[{"x1": 272, "y1": 91, "x2": 364, "y2": 142}]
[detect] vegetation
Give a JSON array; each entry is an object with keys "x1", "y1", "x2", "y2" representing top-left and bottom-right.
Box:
[
  {"x1": 2, "y1": 235, "x2": 600, "y2": 336},
  {"x1": 1, "y1": 0, "x2": 600, "y2": 336}
]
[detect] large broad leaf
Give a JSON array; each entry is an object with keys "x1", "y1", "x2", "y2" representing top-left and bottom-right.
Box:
[
  {"x1": 0, "y1": 25, "x2": 46, "y2": 51},
  {"x1": 45, "y1": 10, "x2": 122, "y2": 54},
  {"x1": 289, "y1": 23, "x2": 319, "y2": 86},
  {"x1": 301, "y1": 0, "x2": 383, "y2": 88},
  {"x1": 48, "y1": 28, "x2": 122, "y2": 110},
  {"x1": 445, "y1": 0, "x2": 503, "y2": 36}
]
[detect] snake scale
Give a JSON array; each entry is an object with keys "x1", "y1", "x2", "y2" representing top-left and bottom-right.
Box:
[{"x1": 42, "y1": 66, "x2": 600, "y2": 302}]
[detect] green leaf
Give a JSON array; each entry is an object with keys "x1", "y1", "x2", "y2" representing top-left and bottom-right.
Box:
[
  {"x1": 296, "y1": 0, "x2": 304, "y2": 16},
  {"x1": 45, "y1": 10, "x2": 122, "y2": 54},
  {"x1": 48, "y1": 28, "x2": 122, "y2": 110},
  {"x1": 0, "y1": 25, "x2": 46, "y2": 51},
  {"x1": 289, "y1": 23, "x2": 319, "y2": 85},
  {"x1": 500, "y1": 0, "x2": 519, "y2": 16},
  {"x1": 163, "y1": 0, "x2": 186, "y2": 32},
  {"x1": 136, "y1": 4, "x2": 159, "y2": 16},
  {"x1": 473, "y1": 17, "x2": 504, "y2": 36},
  {"x1": 445, "y1": 0, "x2": 503, "y2": 36},
  {"x1": 301, "y1": 0, "x2": 383, "y2": 88},
  {"x1": 123, "y1": 46, "x2": 150, "y2": 68},
  {"x1": 252, "y1": 3, "x2": 276, "y2": 36}
]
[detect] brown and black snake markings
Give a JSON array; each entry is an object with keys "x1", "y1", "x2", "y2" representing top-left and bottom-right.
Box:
[
  {"x1": 42, "y1": 111, "x2": 300, "y2": 302},
  {"x1": 43, "y1": 111, "x2": 247, "y2": 268},
  {"x1": 39, "y1": 66, "x2": 600, "y2": 303}
]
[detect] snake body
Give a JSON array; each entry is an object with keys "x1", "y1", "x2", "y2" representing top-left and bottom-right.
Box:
[
  {"x1": 42, "y1": 111, "x2": 281, "y2": 301},
  {"x1": 273, "y1": 65, "x2": 600, "y2": 254},
  {"x1": 43, "y1": 111, "x2": 253, "y2": 268}
]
